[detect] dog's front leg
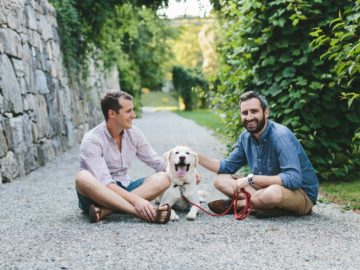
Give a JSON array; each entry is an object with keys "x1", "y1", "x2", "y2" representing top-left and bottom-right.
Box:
[
  {"x1": 159, "y1": 189, "x2": 180, "y2": 221},
  {"x1": 185, "y1": 193, "x2": 199, "y2": 221}
]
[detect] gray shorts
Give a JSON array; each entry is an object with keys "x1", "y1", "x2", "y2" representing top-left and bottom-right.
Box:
[{"x1": 76, "y1": 177, "x2": 145, "y2": 214}]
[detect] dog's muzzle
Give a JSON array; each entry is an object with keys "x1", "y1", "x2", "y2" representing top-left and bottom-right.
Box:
[{"x1": 175, "y1": 162, "x2": 190, "y2": 178}]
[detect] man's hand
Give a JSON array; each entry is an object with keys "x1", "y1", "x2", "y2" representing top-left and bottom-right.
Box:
[
  {"x1": 133, "y1": 197, "x2": 157, "y2": 222},
  {"x1": 233, "y1": 177, "x2": 249, "y2": 193}
]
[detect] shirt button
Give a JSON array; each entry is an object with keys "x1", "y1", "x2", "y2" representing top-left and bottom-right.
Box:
[
  {"x1": 259, "y1": 172, "x2": 262, "y2": 174},
  {"x1": 258, "y1": 159, "x2": 261, "y2": 161}
]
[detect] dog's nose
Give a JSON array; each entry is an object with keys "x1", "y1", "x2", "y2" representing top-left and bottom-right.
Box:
[{"x1": 179, "y1": 156, "x2": 185, "y2": 161}]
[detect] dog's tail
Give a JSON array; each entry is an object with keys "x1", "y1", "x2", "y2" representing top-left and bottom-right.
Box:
[{"x1": 197, "y1": 190, "x2": 210, "y2": 203}]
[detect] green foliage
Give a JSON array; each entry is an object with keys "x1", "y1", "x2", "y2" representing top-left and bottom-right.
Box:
[
  {"x1": 49, "y1": 0, "x2": 173, "y2": 112},
  {"x1": 213, "y1": 0, "x2": 360, "y2": 181},
  {"x1": 172, "y1": 66, "x2": 209, "y2": 110},
  {"x1": 167, "y1": 18, "x2": 205, "y2": 69},
  {"x1": 100, "y1": 4, "x2": 173, "y2": 96},
  {"x1": 49, "y1": 0, "x2": 83, "y2": 70},
  {"x1": 310, "y1": 0, "x2": 360, "y2": 107}
]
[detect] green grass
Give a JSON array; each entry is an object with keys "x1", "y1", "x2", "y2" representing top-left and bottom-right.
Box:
[
  {"x1": 176, "y1": 109, "x2": 226, "y2": 137},
  {"x1": 141, "y1": 90, "x2": 178, "y2": 109},
  {"x1": 319, "y1": 181, "x2": 360, "y2": 211}
]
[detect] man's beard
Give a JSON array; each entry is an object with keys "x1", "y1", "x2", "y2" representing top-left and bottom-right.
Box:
[{"x1": 243, "y1": 113, "x2": 266, "y2": 134}]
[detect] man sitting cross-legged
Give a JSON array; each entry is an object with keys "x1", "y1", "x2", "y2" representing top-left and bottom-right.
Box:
[{"x1": 75, "y1": 90, "x2": 171, "y2": 224}]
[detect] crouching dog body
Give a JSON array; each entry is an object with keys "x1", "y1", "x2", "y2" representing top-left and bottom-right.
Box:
[{"x1": 198, "y1": 91, "x2": 319, "y2": 218}]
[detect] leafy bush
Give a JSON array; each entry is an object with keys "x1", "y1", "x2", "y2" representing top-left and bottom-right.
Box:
[
  {"x1": 213, "y1": 0, "x2": 360, "y2": 180},
  {"x1": 172, "y1": 66, "x2": 208, "y2": 110}
]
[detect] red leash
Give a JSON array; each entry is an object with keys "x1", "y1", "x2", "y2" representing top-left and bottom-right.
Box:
[{"x1": 181, "y1": 188, "x2": 253, "y2": 220}]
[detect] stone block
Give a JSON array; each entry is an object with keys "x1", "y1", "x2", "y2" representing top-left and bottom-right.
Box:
[
  {"x1": 33, "y1": 94, "x2": 50, "y2": 138},
  {"x1": 37, "y1": 139, "x2": 55, "y2": 166},
  {"x1": 0, "y1": 151, "x2": 19, "y2": 182},
  {"x1": 0, "y1": 54, "x2": 23, "y2": 114},
  {"x1": 25, "y1": 3, "x2": 37, "y2": 30},
  {"x1": 0, "y1": 119, "x2": 8, "y2": 158},
  {"x1": 35, "y1": 69, "x2": 49, "y2": 94},
  {"x1": 0, "y1": 28, "x2": 22, "y2": 58}
]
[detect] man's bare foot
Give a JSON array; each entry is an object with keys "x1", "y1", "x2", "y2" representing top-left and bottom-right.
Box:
[{"x1": 89, "y1": 205, "x2": 112, "y2": 223}]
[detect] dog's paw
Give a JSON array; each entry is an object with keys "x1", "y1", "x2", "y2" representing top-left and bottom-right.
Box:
[
  {"x1": 170, "y1": 209, "x2": 179, "y2": 221},
  {"x1": 186, "y1": 213, "x2": 197, "y2": 221}
]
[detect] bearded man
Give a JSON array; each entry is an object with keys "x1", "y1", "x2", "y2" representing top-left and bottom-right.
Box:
[{"x1": 199, "y1": 91, "x2": 318, "y2": 217}]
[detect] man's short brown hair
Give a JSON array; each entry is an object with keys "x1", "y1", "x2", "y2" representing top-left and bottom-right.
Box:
[{"x1": 101, "y1": 90, "x2": 132, "y2": 121}]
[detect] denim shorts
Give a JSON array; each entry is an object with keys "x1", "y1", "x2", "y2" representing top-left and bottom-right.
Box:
[{"x1": 76, "y1": 177, "x2": 145, "y2": 214}]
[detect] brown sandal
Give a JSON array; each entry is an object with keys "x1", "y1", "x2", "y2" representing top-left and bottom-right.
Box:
[
  {"x1": 89, "y1": 204, "x2": 102, "y2": 223},
  {"x1": 154, "y1": 204, "x2": 171, "y2": 224}
]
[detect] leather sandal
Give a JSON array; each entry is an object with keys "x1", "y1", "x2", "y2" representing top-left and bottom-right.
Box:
[{"x1": 154, "y1": 204, "x2": 171, "y2": 224}]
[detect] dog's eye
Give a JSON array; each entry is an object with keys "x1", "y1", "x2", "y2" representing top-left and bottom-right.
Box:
[
  {"x1": 175, "y1": 151, "x2": 179, "y2": 154},
  {"x1": 186, "y1": 152, "x2": 190, "y2": 155}
]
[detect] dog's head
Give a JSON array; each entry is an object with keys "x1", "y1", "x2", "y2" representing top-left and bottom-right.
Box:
[{"x1": 164, "y1": 145, "x2": 198, "y2": 179}]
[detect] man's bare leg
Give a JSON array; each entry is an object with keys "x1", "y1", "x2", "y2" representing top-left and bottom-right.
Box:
[
  {"x1": 212, "y1": 174, "x2": 280, "y2": 209},
  {"x1": 76, "y1": 170, "x2": 171, "y2": 222},
  {"x1": 132, "y1": 172, "x2": 171, "y2": 200}
]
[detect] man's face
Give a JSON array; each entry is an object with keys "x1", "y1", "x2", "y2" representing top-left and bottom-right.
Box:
[
  {"x1": 113, "y1": 97, "x2": 136, "y2": 129},
  {"x1": 240, "y1": 98, "x2": 269, "y2": 135}
]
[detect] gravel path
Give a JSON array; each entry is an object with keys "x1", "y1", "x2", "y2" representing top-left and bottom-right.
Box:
[{"x1": 1, "y1": 109, "x2": 359, "y2": 270}]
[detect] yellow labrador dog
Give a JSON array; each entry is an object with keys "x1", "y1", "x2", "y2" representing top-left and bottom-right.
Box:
[{"x1": 159, "y1": 145, "x2": 200, "y2": 221}]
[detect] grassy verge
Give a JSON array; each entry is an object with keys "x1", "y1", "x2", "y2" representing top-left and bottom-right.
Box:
[
  {"x1": 319, "y1": 181, "x2": 360, "y2": 212},
  {"x1": 141, "y1": 89, "x2": 178, "y2": 110},
  {"x1": 141, "y1": 90, "x2": 359, "y2": 213},
  {"x1": 175, "y1": 109, "x2": 226, "y2": 138}
]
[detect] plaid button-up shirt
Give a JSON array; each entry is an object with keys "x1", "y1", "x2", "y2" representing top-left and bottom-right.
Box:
[{"x1": 80, "y1": 121, "x2": 165, "y2": 187}]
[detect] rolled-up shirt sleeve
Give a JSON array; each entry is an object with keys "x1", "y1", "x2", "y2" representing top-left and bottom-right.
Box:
[
  {"x1": 219, "y1": 136, "x2": 247, "y2": 174},
  {"x1": 80, "y1": 137, "x2": 114, "y2": 186},
  {"x1": 277, "y1": 134, "x2": 302, "y2": 190}
]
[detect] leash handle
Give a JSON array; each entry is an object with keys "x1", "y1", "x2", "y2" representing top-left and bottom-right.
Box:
[{"x1": 233, "y1": 188, "x2": 253, "y2": 220}]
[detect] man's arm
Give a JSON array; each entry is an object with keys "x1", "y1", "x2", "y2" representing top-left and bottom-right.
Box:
[
  {"x1": 198, "y1": 153, "x2": 221, "y2": 173},
  {"x1": 234, "y1": 174, "x2": 282, "y2": 192}
]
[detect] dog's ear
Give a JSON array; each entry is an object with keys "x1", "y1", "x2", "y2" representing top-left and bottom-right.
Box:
[
  {"x1": 193, "y1": 152, "x2": 199, "y2": 167},
  {"x1": 163, "y1": 150, "x2": 172, "y2": 168}
]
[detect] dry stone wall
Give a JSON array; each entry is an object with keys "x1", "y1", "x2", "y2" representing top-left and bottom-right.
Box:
[{"x1": 0, "y1": 0, "x2": 120, "y2": 183}]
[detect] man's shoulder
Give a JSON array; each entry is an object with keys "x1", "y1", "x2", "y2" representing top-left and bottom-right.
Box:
[
  {"x1": 269, "y1": 121, "x2": 292, "y2": 136},
  {"x1": 82, "y1": 122, "x2": 106, "y2": 143}
]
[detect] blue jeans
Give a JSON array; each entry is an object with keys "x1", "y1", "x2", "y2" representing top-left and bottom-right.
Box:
[{"x1": 76, "y1": 178, "x2": 145, "y2": 214}]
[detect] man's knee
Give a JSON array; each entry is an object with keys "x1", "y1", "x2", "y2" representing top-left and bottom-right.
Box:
[
  {"x1": 256, "y1": 185, "x2": 283, "y2": 205},
  {"x1": 212, "y1": 174, "x2": 233, "y2": 192},
  {"x1": 75, "y1": 170, "x2": 95, "y2": 190},
  {"x1": 153, "y1": 172, "x2": 171, "y2": 189}
]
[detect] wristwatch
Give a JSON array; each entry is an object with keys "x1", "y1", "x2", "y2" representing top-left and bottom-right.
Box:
[{"x1": 247, "y1": 173, "x2": 255, "y2": 186}]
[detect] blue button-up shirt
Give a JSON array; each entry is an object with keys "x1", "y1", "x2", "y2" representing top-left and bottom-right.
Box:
[{"x1": 219, "y1": 120, "x2": 318, "y2": 204}]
